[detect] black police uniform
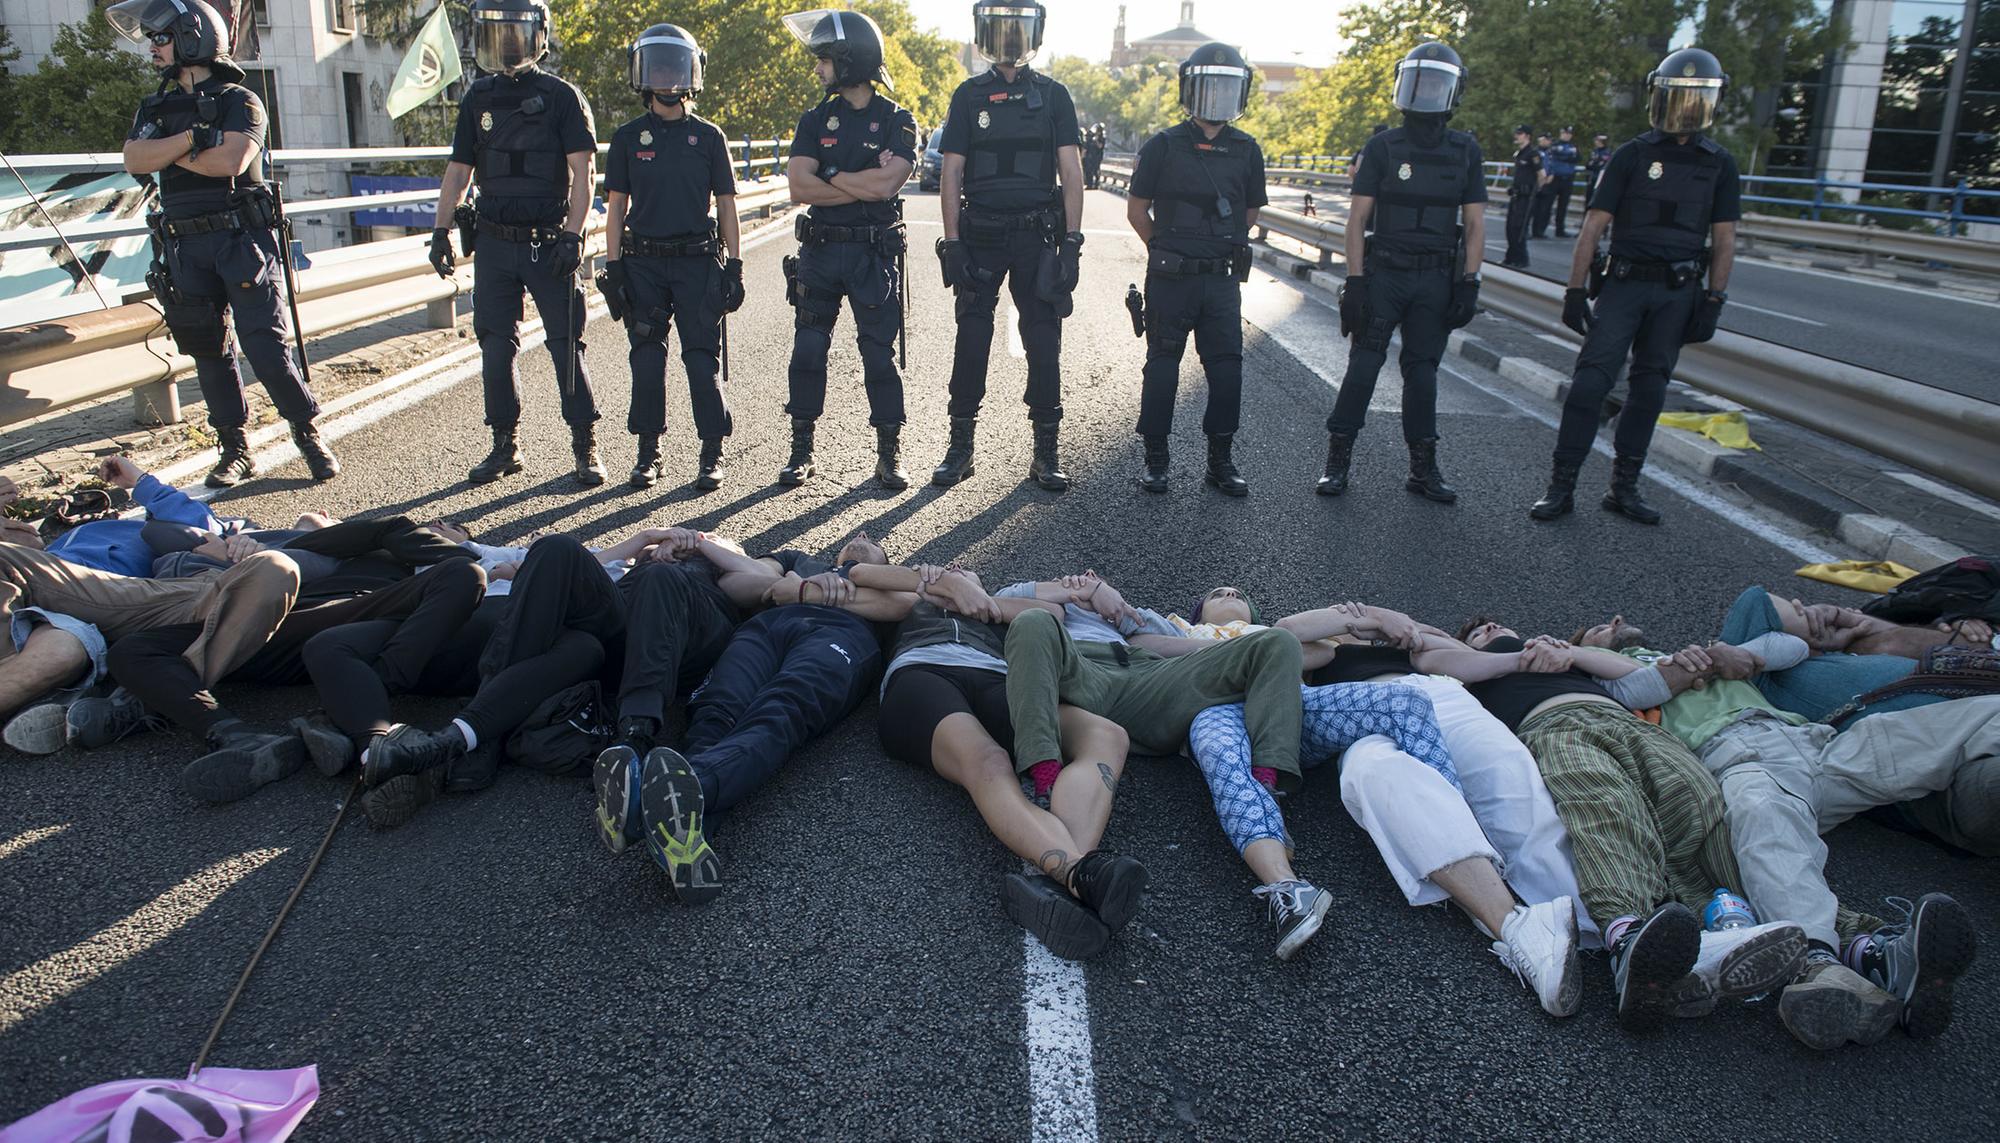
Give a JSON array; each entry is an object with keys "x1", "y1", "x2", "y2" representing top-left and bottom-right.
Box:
[
  {"x1": 783, "y1": 93, "x2": 917, "y2": 426},
  {"x1": 451, "y1": 68, "x2": 599, "y2": 429},
  {"x1": 1547, "y1": 137, "x2": 1580, "y2": 235},
  {"x1": 1503, "y1": 141, "x2": 1540, "y2": 266},
  {"x1": 1130, "y1": 121, "x2": 1267, "y2": 439},
  {"x1": 1585, "y1": 143, "x2": 1612, "y2": 197},
  {"x1": 1083, "y1": 128, "x2": 1106, "y2": 189},
  {"x1": 1554, "y1": 129, "x2": 1741, "y2": 466},
  {"x1": 938, "y1": 66, "x2": 1080, "y2": 422},
  {"x1": 1328, "y1": 125, "x2": 1484, "y2": 443},
  {"x1": 128, "y1": 77, "x2": 316, "y2": 431},
  {"x1": 605, "y1": 110, "x2": 735, "y2": 442}
]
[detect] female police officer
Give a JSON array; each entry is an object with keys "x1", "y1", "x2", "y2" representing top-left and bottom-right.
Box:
[
  {"x1": 600, "y1": 24, "x2": 742, "y2": 492},
  {"x1": 112, "y1": 0, "x2": 338, "y2": 489}
]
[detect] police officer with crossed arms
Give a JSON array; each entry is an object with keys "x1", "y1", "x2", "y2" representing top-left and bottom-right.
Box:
[
  {"x1": 600, "y1": 24, "x2": 742, "y2": 492},
  {"x1": 429, "y1": 0, "x2": 603, "y2": 487},
  {"x1": 1532, "y1": 47, "x2": 1739, "y2": 527},
  {"x1": 112, "y1": 0, "x2": 338, "y2": 489}
]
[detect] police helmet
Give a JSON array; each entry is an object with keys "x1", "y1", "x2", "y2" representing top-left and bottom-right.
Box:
[
  {"x1": 1392, "y1": 42, "x2": 1466, "y2": 115},
  {"x1": 1179, "y1": 42, "x2": 1254, "y2": 124},
  {"x1": 972, "y1": 1, "x2": 1045, "y2": 68},
  {"x1": 105, "y1": 0, "x2": 243, "y2": 82},
  {"x1": 629, "y1": 23, "x2": 705, "y2": 104},
  {"x1": 470, "y1": 0, "x2": 551, "y2": 75},
  {"x1": 1647, "y1": 47, "x2": 1729, "y2": 134},
  {"x1": 782, "y1": 8, "x2": 894, "y2": 92}
]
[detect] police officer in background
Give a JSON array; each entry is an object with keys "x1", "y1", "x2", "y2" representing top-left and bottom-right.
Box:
[
  {"x1": 429, "y1": 0, "x2": 603, "y2": 487},
  {"x1": 1532, "y1": 47, "x2": 1738, "y2": 526},
  {"x1": 600, "y1": 24, "x2": 741, "y2": 492},
  {"x1": 1319, "y1": 42, "x2": 1483, "y2": 502},
  {"x1": 775, "y1": 8, "x2": 917, "y2": 489},
  {"x1": 1548, "y1": 126, "x2": 1580, "y2": 237},
  {"x1": 1585, "y1": 132, "x2": 1612, "y2": 195},
  {"x1": 932, "y1": 0, "x2": 1085, "y2": 492},
  {"x1": 1083, "y1": 122, "x2": 1108, "y2": 189},
  {"x1": 1126, "y1": 43, "x2": 1266, "y2": 497},
  {"x1": 1501, "y1": 125, "x2": 1540, "y2": 268},
  {"x1": 112, "y1": 0, "x2": 338, "y2": 489}
]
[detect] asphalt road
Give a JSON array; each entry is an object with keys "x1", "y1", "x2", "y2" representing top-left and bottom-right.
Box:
[{"x1": 2, "y1": 189, "x2": 1995, "y2": 1141}]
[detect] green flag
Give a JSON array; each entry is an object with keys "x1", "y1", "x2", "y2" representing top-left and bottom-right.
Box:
[{"x1": 386, "y1": 4, "x2": 463, "y2": 119}]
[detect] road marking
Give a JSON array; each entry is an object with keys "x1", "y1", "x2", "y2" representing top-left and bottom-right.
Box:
[
  {"x1": 1023, "y1": 930, "x2": 1098, "y2": 1143},
  {"x1": 1886, "y1": 470, "x2": 2000, "y2": 522},
  {"x1": 1748, "y1": 257, "x2": 2000, "y2": 310},
  {"x1": 1727, "y1": 299, "x2": 1827, "y2": 326},
  {"x1": 0, "y1": 823, "x2": 68, "y2": 861}
]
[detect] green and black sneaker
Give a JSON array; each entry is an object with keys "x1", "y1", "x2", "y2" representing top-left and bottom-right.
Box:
[{"x1": 641, "y1": 746, "x2": 723, "y2": 905}]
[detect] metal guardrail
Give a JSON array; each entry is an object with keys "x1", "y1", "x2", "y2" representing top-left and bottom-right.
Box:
[{"x1": 1098, "y1": 160, "x2": 2000, "y2": 501}]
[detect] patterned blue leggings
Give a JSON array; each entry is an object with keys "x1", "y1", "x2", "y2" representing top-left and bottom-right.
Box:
[{"x1": 1188, "y1": 682, "x2": 1457, "y2": 855}]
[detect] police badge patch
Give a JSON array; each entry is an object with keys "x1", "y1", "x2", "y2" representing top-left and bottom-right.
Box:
[
  {"x1": 640, "y1": 130, "x2": 652, "y2": 145},
  {"x1": 827, "y1": 115, "x2": 840, "y2": 130},
  {"x1": 1398, "y1": 162, "x2": 1413, "y2": 180},
  {"x1": 1648, "y1": 160, "x2": 1664, "y2": 179},
  {"x1": 480, "y1": 110, "x2": 493, "y2": 131},
  {"x1": 977, "y1": 109, "x2": 991, "y2": 129},
  {"x1": 688, "y1": 134, "x2": 697, "y2": 145}
]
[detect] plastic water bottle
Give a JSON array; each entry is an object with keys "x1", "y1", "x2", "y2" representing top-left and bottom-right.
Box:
[{"x1": 1703, "y1": 888, "x2": 1757, "y2": 931}]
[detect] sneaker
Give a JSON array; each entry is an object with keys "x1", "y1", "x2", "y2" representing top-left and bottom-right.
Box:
[
  {"x1": 361, "y1": 723, "x2": 464, "y2": 788},
  {"x1": 361, "y1": 767, "x2": 447, "y2": 830},
  {"x1": 1493, "y1": 896, "x2": 1582, "y2": 1017},
  {"x1": 1779, "y1": 953, "x2": 1901, "y2": 1050},
  {"x1": 640, "y1": 746, "x2": 723, "y2": 905},
  {"x1": 592, "y1": 743, "x2": 643, "y2": 854},
  {"x1": 66, "y1": 687, "x2": 167, "y2": 750},
  {"x1": 1857, "y1": 893, "x2": 1979, "y2": 1039},
  {"x1": 1066, "y1": 850, "x2": 1147, "y2": 931},
  {"x1": 3, "y1": 683, "x2": 91, "y2": 754},
  {"x1": 177, "y1": 721, "x2": 307, "y2": 804},
  {"x1": 1252, "y1": 879, "x2": 1332, "y2": 961},
  {"x1": 1003, "y1": 871, "x2": 1111, "y2": 960},
  {"x1": 1691, "y1": 920, "x2": 1807, "y2": 1003},
  {"x1": 1611, "y1": 902, "x2": 1702, "y2": 1032},
  {"x1": 291, "y1": 712, "x2": 355, "y2": 777}
]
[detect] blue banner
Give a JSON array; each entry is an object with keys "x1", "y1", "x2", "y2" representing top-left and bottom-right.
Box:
[{"x1": 350, "y1": 174, "x2": 441, "y2": 229}]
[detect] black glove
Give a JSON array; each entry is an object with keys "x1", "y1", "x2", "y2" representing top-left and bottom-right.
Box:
[
  {"x1": 1054, "y1": 231, "x2": 1084, "y2": 294},
  {"x1": 188, "y1": 125, "x2": 224, "y2": 155},
  {"x1": 547, "y1": 231, "x2": 584, "y2": 278},
  {"x1": 1684, "y1": 291, "x2": 1726, "y2": 344},
  {"x1": 937, "y1": 237, "x2": 972, "y2": 290},
  {"x1": 1561, "y1": 287, "x2": 1595, "y2": 336},
  {"x1": 428, "y1": 227, "x2": 455, "y2": 278},
  {"x1": 1338, "y1": 276, "x2": 1368, "y2": 337},
  {"x1": 597, "y1": 259, "x2": 631, "y2": 322},
  {"x1": 720, "y1": 257, "x2": 745, "y2": 313},
  {"x1": 1445, "y1": 276, "x2": 1480, "y2": 330}
]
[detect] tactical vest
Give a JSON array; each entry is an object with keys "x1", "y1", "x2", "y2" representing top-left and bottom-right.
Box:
[
  {"x1": 150, "y1": 84, "x2": 258, "y2": 216},
  {"x1": 1612, "y1": 133, "x2": 1726, "y2": 257},
  {"x1": 1369, "y1": 128, "x2": 1471, "y2": 248},
  {"x1": 1151, "y1": 125, "x2": 1250, "y2": 245},
  {"x1": 963, "y1": 70, "x2": 1058, "y2": 205},
  {"x1": 472, "y1": 73, "x2": 570, "y2": 200}
]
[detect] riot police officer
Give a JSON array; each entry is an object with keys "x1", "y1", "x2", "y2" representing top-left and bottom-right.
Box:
[
  {"x1": 775, "y1": 8, "x2": 916, "y2": 489},
  {"x1": 1501, "y1": 125, "x2": 1540, "y2": 268},
  {"x1": 1083, "y1": 122, "x2": 1108, "y2": 189},
  {"x1": 932, "y1": 0, "x2": 1085, "y2": 492},
  {"x1": 1318, "y1": 41, "x2": 1484, "y2": 502},
  {"x1": 1548, "y1": 126, "x2": 1581, "y2": 237},
  {"x1": 111, "y1": 0, "x2": 338, "y2": 489},
  {"x1": 429, "y1": 0, "x2": 602, "y2": 486},
  {"x1": 1532, "y1": 47, "x2": 1739, "y2": 526},
  {"x1": 1126, "y1": 43, "x2": 1266, "y2": 496},
  {"x1": 600, "y1": 24, "x2": 741, "y2": 491}
]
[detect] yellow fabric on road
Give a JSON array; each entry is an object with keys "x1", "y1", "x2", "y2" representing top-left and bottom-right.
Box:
[
  {"x1": 1658, "y1": 411, "x2": 1759, "y2": 450},
  {"x1": 1793, "y1": 559, "x2": 1920, "y2": 594}
]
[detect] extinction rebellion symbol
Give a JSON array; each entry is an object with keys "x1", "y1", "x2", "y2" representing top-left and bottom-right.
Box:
[{"x1": 412, "y1": 44, "x2": 443, "y2": 89}]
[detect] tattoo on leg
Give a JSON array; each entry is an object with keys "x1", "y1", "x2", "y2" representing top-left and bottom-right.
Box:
[
  {"x1": 1097, "y1": 762, "x2": 1117, "y2": 793},
  {"x1": 1038, "y1": 849, "x2": 1071, "y2": 881}
]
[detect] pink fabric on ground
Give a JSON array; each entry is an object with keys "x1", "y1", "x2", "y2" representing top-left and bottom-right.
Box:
[
  {"x1": 1251, "y1": 766, "x2": 1278, "y2": 792},
  {"x1": 1, "y1": 1065, "x2": 318, "y2": 1143},
  {"x1": 1029, "y1": 759, "x2": 1062, "y2": 799}
]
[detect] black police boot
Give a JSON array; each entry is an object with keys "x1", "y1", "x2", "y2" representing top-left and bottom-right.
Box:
[
  {"x1": 1602, "y1": 454, "x2": 1663, "y2": 525},
  {"x1": 1028, "y1": 420, "x2": 1069, "y2": 492},
  {"x1": 1530, "y1": 460, "x2": 1583, "y2": 521},
  {"x1": 362, "y1": 722, "x2": 466, "y2": 789},
  {"x1": 931, "y1": 416, "x2": 977, "y2": 487},
  {"x1": 571, "y1": 424, "x2": 606, "y2": 487},
  {"x1": 177, "y1": 717, "x2": 307, "y2": 804},
  {"x1": 205, "y1": 426, "x2": 256, "y2": 489},
  {"x1": 778, "y1": 418, "x2": 816, "y2": 486},
  {"x1": 1204, "y1": 435, "x2": 1249, "y2": 497},
  {"x1": 1136, "y1": 436, "x2": 1171, "y2": 493},
  {"x1": 289, "y1": 421, "x2": 340, "y2": 481},
  {"x1": 875, "y1": 424, "x2": 910, "y2": 490},
  {"x1": 469, "y1": 426, "x2": 523, "y2": 484},
  {"x1": 1405, "y1": 438, "x2": 1458, "y2": 503},
  {"x1": 630, "y1": 434, "x2": 661, "y2": 489},
  {"x1": 1315, "y1": 430, "x2": 1357, "y2": 496},
  {"x1": 695, "y1": 438, "x2": 725, "y2": 491}
]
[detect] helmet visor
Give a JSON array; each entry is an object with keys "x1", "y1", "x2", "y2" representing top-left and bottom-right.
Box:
[
  {"x1": 1651, "y1": 78, "x2": 1721, "y2": 133},
  {"x1": 631, "y1": 34, "x2": 701, "y2": 94},
  {"x1": 474, "y1": 12, "x2": 544, "y2": 73},
  {"x1": 1183, "y1": 65, "x2": 1250, "y2": 122},
  {"x1": 1392, "y1": 59, "x2": 1464, "y2": 114},
  {"x1": 782, "y1": 9, "x2": 846, "y2": 54},
  {"x1": 106, "y1": 0, "x2": 174, "y2": 49},
  {"x1": 973, "y1": 6, "x2": 1042, "y2": 66}
]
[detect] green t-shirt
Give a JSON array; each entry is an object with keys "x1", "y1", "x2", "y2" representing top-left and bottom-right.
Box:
[{"x1": 1622, "y1": 646, "x2": 1808, "y2": 751}]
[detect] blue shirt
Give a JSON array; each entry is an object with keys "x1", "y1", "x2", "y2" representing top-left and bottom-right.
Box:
[
  {"x1": 46, "y1": 475, "x2": 222, "y2": 577},
  {"x1": 1718, "y1": 586, "x2": 1940, "y2": 727}
]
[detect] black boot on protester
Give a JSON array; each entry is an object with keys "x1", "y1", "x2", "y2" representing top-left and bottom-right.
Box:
[
  {"x1": 1066, "y1": 850, "x2": 1149, "y2": 931},
  {"x1": 571, "y1": 423, "x2": 607, "y2": 487},
  {"x1": 1530, "y1": 460, "x2": 1582, "y2": 521},
  {"x1": 1136, "y1": 436, "x2": 1170, "y2": 493},
  {"x1": 1602, "y1": 454, "x2": 1662, "y2": 525},
  {"x1": 1204, "y1": 434, "x2": 1248, "y2": 497},
  {"x1": 875, "y1": 424, "x2": 910, "y2": 490},
  {"x1": 1315, "y1": 430, "x2": 1356, "y2": 496},
  {"x1": 177, "y1": 718, "x2": 308, "y2": 804},
  {"x1": 469, "y1": 426, "x2": 524, "y2": 484},
  {"x1": 205, "y1": 426, "x2": 256, "y2": 489},
  {"x1": 290, "y1": 421, "x2": 340, "y2": 481},
  {"x1": 291, "y1": 711, "x2": 355, "y2": 776},
  {"x1": 362, "y1": 722, "x2": 466, "y2": 788},
  {"x1": 1404, "y1": 437, "x2": 1458, "y2": 503},
  {"x1": 630, "y1": 434, "x2": 662, "y2": 489},
  {"x1": 1028, "y1": 420, "x2": 1069, "y2": 491},
  {"x1": 1003, "y1": 872, "x2": 1111, "y2": 960},
  {"x1": 695, "y1": 438, "x2": 725, "y2": 491},
  {"x1": 361, "y1": 766, "x2": 446, "y2": 830},
  {"x1": 777, "y1": 417, "x2": 816, "y2": 486},
  {"x1": 931, "y1": 416, "x2": 977, "y2": 486}
]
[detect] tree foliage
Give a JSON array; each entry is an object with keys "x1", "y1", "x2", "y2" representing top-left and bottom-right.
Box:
[{"x1": 1, "y1": 11, "x2": 158, "y2": 154}]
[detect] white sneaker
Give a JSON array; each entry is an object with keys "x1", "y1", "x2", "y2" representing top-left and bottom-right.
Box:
[
  {"x1": 1494, "y1": 896, "x2": 1582, "y2": 1017},
  {"x1": 1691, "y1": 921, "x2": 1807, "y2": 1002}
]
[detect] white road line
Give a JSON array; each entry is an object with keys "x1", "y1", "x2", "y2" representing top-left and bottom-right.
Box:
[
  {"x1": 1727, "y1": 299, "x2": 1827, "y2": 326},
  {"x1": 1747, "y1": 257, "x2": 2000, "y2": 310},
  {"x1": 1023, "y1": 931, "x2": 1098, "y2": 1143},
  {"x1": 1886, "y1": 470, "x2": 2000, "y2": 522}
]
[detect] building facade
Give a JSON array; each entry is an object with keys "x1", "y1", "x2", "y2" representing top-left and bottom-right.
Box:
[{"x1": 1111, "y1": 2, "x2": 1234, "y2": 68}]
